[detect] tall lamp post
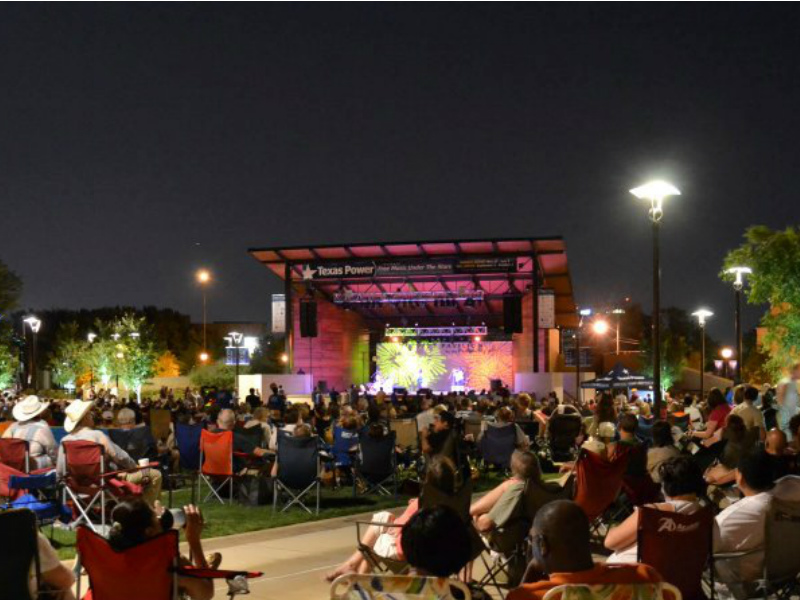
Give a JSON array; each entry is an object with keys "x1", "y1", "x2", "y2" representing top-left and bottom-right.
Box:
[
  {"x1": 691, "y1": 309, "x2": 714, "y2": 403},
  {"x1": 87, "y1": 332, "x2": 97, "y2": 390},
  {"x1": 228, "y1": 331, "x2": 243, "y2": 398},
  {"x1": 197, "y1": 269, "x2": 211, "y2": 363},
  {"x1": 611, "y1": 308, "x2": 625, "y2": 354},
  {"x1": 726, "y1": 266, "x2": 751, "y2": 384},
  {"x1": 631, "y1": 180, "x2": 681, "y2": 418},
  {"x1": 575, "y1": 308, "x2": 592, "y2": 403},
  {"x1": 23, "y1": 316, "x2": 42, "y2": 391}
]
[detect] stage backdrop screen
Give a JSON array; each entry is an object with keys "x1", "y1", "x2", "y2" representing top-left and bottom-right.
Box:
[{"x1": 374, "y1": 341, "x2": 513, "y2": 392}]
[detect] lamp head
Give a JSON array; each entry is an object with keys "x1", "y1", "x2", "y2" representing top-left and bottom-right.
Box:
[
  {"x1": 197, "y1": 269, "x2": 211, "y2": 284},
  {"x1": 87, "y1": 332, "x2": 97, "y2": 343},
  {"x1": 228, "y1": 331, "x2": 244, "y2": 345},
  {"x1": 727, "y1": 266, "x2": 752, "y2": 291},
  {"x1": 691, "y1": 308, "x2": 714, "y2": 326},
  {"x1": 721, "y1": 347, "x2": 734, "y2": 360},
  {"x1": 23, "y1": 316, "x2": 42, "y2": 333},
  {"x1": 592, "y1": 319, "x2": 610, "y2": 335},
  {"x1": 579, "y1": 308, "x2": 593, "y2": 317},
  {"x1": 630, "y1": 180, "x2": 680, "y2": 222}
]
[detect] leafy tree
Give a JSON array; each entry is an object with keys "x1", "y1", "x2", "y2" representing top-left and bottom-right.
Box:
[
  {"x1": 0, "y1": 336, "x2": 18, "y2": 389},
  {"x1": 248, "y1": 335, "x2": 285, "y2": 374},
  {"x1": 154, "y1": 351, "x2": 181, "y2": 377},
  {"x1": 0, "y1": 259, "x2": 23, "y2": 390},
  {"x1": 0, "y1": 259, "x2": 22, "y2": 317},
  {"x1": 189, "y1": 363, "x2": 235, "y2": 389},
  {"x1": 114, "y1": 314, "x2": 158, "y2": 401},
  {"x1": 49, "y1": 322, "x2": 87, "y2": 390},
  {"x1": 722, "y1": 225, "x2": 800, "y2": 379},
  {"x1": 640, "y1": 307, "x2": 693, "y2": 392}
]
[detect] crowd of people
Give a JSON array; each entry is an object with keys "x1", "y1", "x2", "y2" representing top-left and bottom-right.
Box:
[{"x1": 1, "y1": 362, "x2": 799, "y2": 599}]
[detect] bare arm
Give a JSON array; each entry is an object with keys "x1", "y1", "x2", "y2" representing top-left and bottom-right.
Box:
[
  {"x1": 604, "y1": 507, "x2": 639, "y2": 552},
  {"x1": 692, "y1": 419, "x2": 719, "y2": 440},
  {"x1": 470, "y1": 479, "x2": 513, "y2": 517},
  {"x1": 41, "y1": 565, "x2": 76, "y2": 600}
]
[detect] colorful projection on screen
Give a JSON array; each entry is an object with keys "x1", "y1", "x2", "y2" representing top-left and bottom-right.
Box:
[{"x1": 375, "y1": 341, "x2": 513, "y2": 391}]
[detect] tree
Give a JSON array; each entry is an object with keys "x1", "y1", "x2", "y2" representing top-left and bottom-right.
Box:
[
  {"x1": 722, "y1": 225, "x2": 800, "y2": 379},
  {"x1": 114, "y1": 314, "x2": 158, "y2": 402},
  {"x1": 0, "y1": 336, "x2": 18, "y2": 389},
  {"x1": 49, "y1": 322, "x2": 87, "y2": 390},
  {"x1": 640, "y1": 307, "x2": 693, "y2": 392},
  {"x1": 154, "y1": 351, "x2": 181, "y2": 377},
  {"x1": 189, "y1": 363, "x2": 235, "y2": 389},
  {"x1": 0, "y1": 259, "x2": 22, "y2": 317},
  {"x1": 248, "y1": 335, "x2": 285, "y2": 374}
]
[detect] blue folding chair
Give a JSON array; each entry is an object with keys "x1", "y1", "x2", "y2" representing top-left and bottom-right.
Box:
[
  {"x1": 51, "y1": 426, "x2": 68, "y2": 445},
  {"x1": 167, "y1": 423, "x2": 202, "y2": 506},
  {"x1": 480, "y1": 424, "x2": 517, "y2": 470},
  {"x1": 332, "y1": 426, "x2": 359, "y2": 469}
]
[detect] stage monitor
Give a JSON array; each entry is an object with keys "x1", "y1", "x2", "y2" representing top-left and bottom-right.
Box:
[{"x1": 374, "y1": 341, "x2": 512, "y2": 393}]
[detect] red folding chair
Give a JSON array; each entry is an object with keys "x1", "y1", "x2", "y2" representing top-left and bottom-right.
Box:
[
  {"x1": 198, "y1": 430, "x2": 236, "y2": 504},
  {"x1": 572, "y1": 449, "x2": 629, "y2": 535},
  {"x1": 0, "y1": 438, "x2": 31, "y2": 473},
  {"x1": 637, "y1": 505, "x2": 714, "y2": 600},
  {"x1": 76, "y1": 525, "x2": 263, "y2": 599},
  {"x1": 62, "y1": 440, "x2": 143, "y2": 532}
]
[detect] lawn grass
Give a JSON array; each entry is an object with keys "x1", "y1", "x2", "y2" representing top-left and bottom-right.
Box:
[{"x1": 51, "y1": 468, "x2": 518, "y2": 560}]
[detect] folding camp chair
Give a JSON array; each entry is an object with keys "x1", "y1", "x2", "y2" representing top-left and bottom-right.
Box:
[
  {"x1": 76, "y1": 525, "x2": 264, "y2": 599},
  {"x1": 542, "y1": 582, "x2": 682, "y2": 600},
  {"x1": 713, "y1": 496, "x2": 800, "y2": 600},
  {"x1": 50, "y1": 427, "x2": 67, "y2": 445},
  {"x1": 637, "y1": 506, "x2": 713, "y2": 600},
  {"x1": 198, "y1": 429, "x2": 237, "y2": 504},
  {"x1": 6, "y1": 472, "x2": 68, "y2": 535},
  {"x1": 516, "y1": 419, "x2": 540, "y2": 443},
  {"x1": 273, "y1": 434, "x2": 321, "y2": 514},
  {"x1": 0, "y1": 508, "x2": 41, "y2": 600},
  {"x1": 479, "y1": 424, "x2": 516, "y2": 470},
  {"x1": 572, "y1": 449, "x2": 630, "y2": 537},
  {"x1": 333, "y1": 426, "x2": 359, "y2": 469},
  {"x1": 390, "y1": 418, "x2": 420, "y2": 452},
  {"x1": 330, "y1": 573, "x2": 472, "y2": 600},
  {"x1": 0, "y1": 437, "x2": 31, "y2": 472},
  {"x1": 354, "y1": 431, "x2": 398, "y2": 496},
  {"x1": 62, "y1": 440, "x2": 143, "y2": 533},
  {"x1": 547, "y1": 414, "x2": 583, "y2": 462},
  {"x1": 637, "y1": 416, "x2": 655, "y2": 446},
  {"x1": 668, "y1": 413, "x2": 690, "y2": 432},
  {"x1": 108, "y1": 427, "x2": 158, "y2": 462},
  {"x1": 166, "y1": 422, "x2": 202, "y2": 506},
  {"x1": 149, "y1": 408, "x2": 172, "y2": 443}
]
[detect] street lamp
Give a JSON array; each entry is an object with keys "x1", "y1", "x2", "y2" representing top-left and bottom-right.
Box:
[
  {"x1": 691, "y1": 308, "x2": 714, "y2": 402},
  {"x1": 87, "y1": 332, "x2": 97, "y2": 390},
  {"x1": 228, "y1": 331, "x2": 243, "y2": 398},
  {"x1": 631, "y1": 180, "x2": 681, "y2": 417},
  {"x1": 726, "y1": 266, "x2": 751, "y2": 384},
  {"x1": 23, "y1": 316, "x2": 42, "y2": 390},
  {"x1": 612, "y1": 308, "x2": 625, "y2": 354},
  {"x1": 197, "y1": 269, "x2": 211, "y2": 363},
  {"x1": 575, "y1": 308, "x2": 592, "y2": 404}
]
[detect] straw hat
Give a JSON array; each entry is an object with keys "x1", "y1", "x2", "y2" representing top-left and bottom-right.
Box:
[
  {"x1": 12, "y1": 395, "x2": 50, "y2": 423},
  {"x1": 64, "y1": 400, "x2": 95, "y2": 433}
]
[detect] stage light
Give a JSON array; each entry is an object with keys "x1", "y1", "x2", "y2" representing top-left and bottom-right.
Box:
[
  {"x1": 592, "y1": 320, "x2": 610, "y2": 335},
  {"x1": 473, "y1": 336, "x2": 482, "y2": 343},
  {"x1": 199, "y1": 352, "x2": 209, "y2": 362},
  {"x1": 390, "y1": 336, "x2": 400, "y2": 343}
]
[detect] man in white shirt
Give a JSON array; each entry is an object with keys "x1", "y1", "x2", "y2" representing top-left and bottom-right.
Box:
[
  {"x1": 714, "y1": 450, "x2": 775, "y2": 598},
  {"x1": 731, "y1": 386, "x2": 766, "y2": 440},
  {"x1": 3, "y1": 396, "x2": 57, "y2": 469},
  {"x1": 416, "y1": 396, "x2": 436, "y2": 433}
]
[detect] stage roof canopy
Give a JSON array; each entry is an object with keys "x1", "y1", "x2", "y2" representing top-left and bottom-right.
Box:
[{"x1": 249, "y1": 237, "x2": 578, "y2": 327}]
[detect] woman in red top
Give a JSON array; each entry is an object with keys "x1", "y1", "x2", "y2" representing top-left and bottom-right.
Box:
[
  {"x1": 325, "y1": 455, "x2": 457, "y2": 581},
  {"x1": 690, "y1": 388, "x2": 731, "y2": 446}
]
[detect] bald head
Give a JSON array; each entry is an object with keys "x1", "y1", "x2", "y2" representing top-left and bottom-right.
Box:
[
  {"x1": 530, "y1": 501, "x2": 594, "y2": 575},
  {"x1": 217, "y1": 409, "x2": 235, "y2": 431}
]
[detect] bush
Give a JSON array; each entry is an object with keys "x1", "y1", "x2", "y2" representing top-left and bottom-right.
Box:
[{"x1": 189, "y1": 363, "x2": 235, "y2": 389}]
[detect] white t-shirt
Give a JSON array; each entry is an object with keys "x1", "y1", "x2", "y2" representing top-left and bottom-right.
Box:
[{"x1": 714, "y1": 491, "x2": 772, "y2": 581}]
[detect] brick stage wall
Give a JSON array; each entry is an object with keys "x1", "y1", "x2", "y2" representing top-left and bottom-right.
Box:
[
  {"x1": 292, "y1": 297, "x2": 370, "y2": 392},
  {"x1": 512, "y1": 291, "x2": 548, "y2": 375}
]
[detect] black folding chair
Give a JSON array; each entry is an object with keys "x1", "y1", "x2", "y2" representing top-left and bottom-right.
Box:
[
  {"x1": 479, "y1": 425, "x2": 517, "y2": 471},
  {"x1": 273, "y1": 435, "x2": 321, "y2": 514},
  {"x1": 354, "y1": 431, "x2": 398, "y2": 497},
  {"x1": 108, "y1": 427, "x2": 158, "y2": 462},
  {"x1": 547, "y1": 413, "x2": 582, "y2": 462},
  {"x1": 0, "y1": 508, "x2": 40, "y2": 599}
]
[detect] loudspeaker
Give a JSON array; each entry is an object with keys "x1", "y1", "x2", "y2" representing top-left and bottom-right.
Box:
[
  {"x1": 299, "y1": 301, "x2": 318, "y2": 338},
  {"x1": 503, "y1": 296, "x2": 523, "y2": 334}
]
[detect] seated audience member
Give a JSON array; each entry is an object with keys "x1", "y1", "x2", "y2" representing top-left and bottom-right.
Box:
[
  {"x1": 605, "y1": 456, "x2": 705, "y2": 562},
  {"x1": 613, "y1": 414, "x2": 647, "y2": 477},
  {"x1": 714, "y1": 450, "x2": 775, "y2": 598},
  {"x1": 400, "y1": 506, "x2": 472, "y2": 577},
  {"x1": 587, "y1": 393, "x2": 617, "y2": 438},
  {"x1": 326, "y1": 455, "x2": 458, "y2": 581},
  {"x1": 580, "y1": 421, "x2": 616, "y2": 459},
  {"x1": 732, "y1": 386, "x2": 766, "y2": 440},
  {"x1": 30, "y1": 533, "x2": 76, "y2": 600},
  {"x1": 212, "y1": 408, "x2": 269, "y2": 471},
  {"x1": 691, "y1": 388, "x2": 731, "y2": 445},
  {"x1": 483, "y1": 406, "x2": 529, "y2": 448},
  {"x1": 243, "y1": 406, "x2": 277, "y2": 450},
  {"x1": 3, "y1": 395, "x2": 58, "y2": 469},
  {"x1": 415, "y1": 396, "x2": 436, "y2": 432},
  {"x1": 420, "y1": 410, "x2": 457, "y2": 458},
  {"x1": 764, "y1": 429, "x2": 791, "y2": 480},
  {"x1": 112, "y1": 408, "x2": 158, "y2": 461},
  {"x1": 683, "y1": 395, "x2": 704, "y2": 429},
  {"x1": 109, "y1": 500, "x2": 214, "y2": 600},
  {"x1": 508, "y1": 500, "x2": 662, "y2": 600},
  {"x1": 704, "y1": 415, "x2": 753, "y2": 486},
  {"x1": 471, "y1": 450, "x2": 550, "y2": 534},
  {"x1": 57, "y1": 400, "x2": 163, "y2": 506},
  {"x1": 646, "y1": 421, "x2": 680, "y2": 483}
]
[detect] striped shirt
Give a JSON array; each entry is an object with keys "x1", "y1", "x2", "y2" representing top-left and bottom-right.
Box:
[{"x1": 3, "y1": 420, "x2": 57, "y2": 469}]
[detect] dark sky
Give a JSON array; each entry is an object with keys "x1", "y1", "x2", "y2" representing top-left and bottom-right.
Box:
[{"x1": 3, "y1": 4, "x2": 796, "y2": 343}]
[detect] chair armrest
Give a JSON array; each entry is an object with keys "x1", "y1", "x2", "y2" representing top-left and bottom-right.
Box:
[
  {"x1": 713, "y1": 548, "x2": 762, "y2": 561},
  {"x1": 101, "y1": 462, "x2": 161, "y2": 478},
  {"x1": 178, "y1": 566, "x2": 263, "y2": 579}
]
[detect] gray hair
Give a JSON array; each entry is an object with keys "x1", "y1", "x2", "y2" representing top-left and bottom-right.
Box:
[
  {"x1": 218, "y1": 409, "x2": 236, "y2": 429},
  {"x1": 117, "y1": 408, "x2": 136, "y2": 425}
]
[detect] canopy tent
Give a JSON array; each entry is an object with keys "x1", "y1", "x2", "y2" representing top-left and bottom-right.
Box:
[{"x1": 581, "y1": 363, "x2": 654, "y2": 390}]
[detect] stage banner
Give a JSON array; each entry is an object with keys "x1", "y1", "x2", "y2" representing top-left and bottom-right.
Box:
[
  {"x1": 299, "y1": 257, "x2": 517, "y2": 280},
  {"x1": 271, "y1": 294, "x2": 286, "y2": 334},
  {"x1": 537, "y1": 289, "x2": 556, "y2": 328}
]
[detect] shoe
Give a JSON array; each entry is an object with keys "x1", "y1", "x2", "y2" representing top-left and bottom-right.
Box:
[{"x1": 206, "y1": 552, "x2": 222, "y2": 570}]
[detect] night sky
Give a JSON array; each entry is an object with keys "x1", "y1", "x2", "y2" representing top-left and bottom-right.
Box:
[{"x1": 3, "y1": 4, "x2": 797, "y2": 343}]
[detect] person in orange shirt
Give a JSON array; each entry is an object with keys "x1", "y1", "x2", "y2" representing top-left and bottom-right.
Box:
[{"x1": 507, "y1": 500, "x2": 662, "y2": 600}]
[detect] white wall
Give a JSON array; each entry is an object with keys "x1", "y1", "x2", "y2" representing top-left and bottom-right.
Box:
[
  {"x1": 238, "y1": 374, "x2": 313, "y2": 396},
  {"x1": 514, "y1": 371, "x2": 594, "y2": 403}
]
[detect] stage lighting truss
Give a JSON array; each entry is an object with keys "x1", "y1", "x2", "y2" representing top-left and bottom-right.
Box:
[
  {"x1": 333, "y1": 290, "x2": 484, "y2": 305},
  {"x1": 385, "y1": 325, "x2": 488, "y2": 339}
]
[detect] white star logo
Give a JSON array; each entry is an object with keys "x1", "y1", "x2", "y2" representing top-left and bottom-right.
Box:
[{"x1": 301, "y1": 264, "x2": 317, "y2": 280}]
